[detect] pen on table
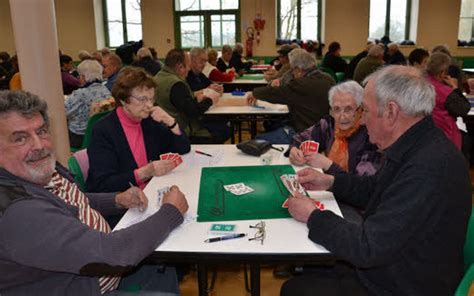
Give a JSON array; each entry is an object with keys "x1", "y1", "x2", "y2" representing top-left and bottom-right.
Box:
[
  {"x1": 252, "y1": 105, "x2": 265, "y2": 109},
  {"x1": 129, "y1": 182, "x2": 145, "y2": 212},
  {"x1": 195, "y1": 150, "x2": 213, "y2": 157},
  {"x1": 204, "y1": 233, "x2": 247, "y2": 243}
]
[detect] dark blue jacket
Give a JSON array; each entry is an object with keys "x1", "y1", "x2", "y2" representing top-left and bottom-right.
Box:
[{"x1": 86, "y1": 109, "x2": 191, "y2": 192}]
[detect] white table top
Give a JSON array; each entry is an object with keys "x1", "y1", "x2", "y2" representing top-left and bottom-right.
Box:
[
  {"x1": 463, "y1": 68, "x2": 474, "y2": 73},
  {"x1": 114, "y1": 145, "x2": 342, "y2": 255},
  {"x1": 205, "y1": 93, "x2": 289, "y2": 115},
  {"x1": 224, "y1": 74, "x2": 267, "y2": 85}
]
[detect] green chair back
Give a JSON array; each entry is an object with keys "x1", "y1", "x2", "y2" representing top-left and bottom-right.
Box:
[
  {"x1": 68, "y1": 155, "x2": 86, "y2": 191},
  {"x1": 81, "y1": 110, "x2": 111, "y2": 149},
  {"x1": 454, "y1": 205, "x2": 474, "y2": 296},
  {"x1": 319, "y1": 66, "x2": 337, "y2": 82}
]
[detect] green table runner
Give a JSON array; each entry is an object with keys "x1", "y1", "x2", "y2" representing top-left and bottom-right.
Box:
[
  {"x1": 236, "y1": 74, "x2": 265, "y2": 81},
  {"x1": 197, "y1": 165, "x2": 295, "y2": 222}
]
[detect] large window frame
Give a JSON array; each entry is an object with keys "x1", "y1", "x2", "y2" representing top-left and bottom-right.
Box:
[
  {"x1": 458, "y1": 0, "x2": 474, "y2": 44},
  {"x1": 369, "y1": 0, "x2": 413, "y2": 42},
  {"x1": 173, "y1": 1, "x2": 241, "y2": 49},
  {"x1": 276, "y1": 0, "x2": 322, "y2": 42},
  {"x1": 103, "y1": 0, "x2": 143, "y2": 48}
]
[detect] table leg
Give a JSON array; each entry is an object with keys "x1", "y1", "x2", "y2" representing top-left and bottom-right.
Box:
[
  {"x1": 230, "y1": 121, "x2": 235, "y2": 144},
  {"x1": 250, "y1": 120, "x2": 257, "y2": 139},
  {"x1": 249, "y1": 263, "x2": 261, "y2": 296},
  {"x1": 197, "y1": 264, "x2": 208, "y2": 296}
]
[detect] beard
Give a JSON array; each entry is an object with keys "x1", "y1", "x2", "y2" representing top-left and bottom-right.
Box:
[{"x1": 24, "y1": 148, "x2": 56, "y2": 184}]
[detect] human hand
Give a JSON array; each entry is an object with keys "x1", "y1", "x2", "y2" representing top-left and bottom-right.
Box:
[
  {"x1": 296, "y1": 167, "x2": 334, "y2": 191},
  {"x1": 444, "y1": 75, "x2": 458, "y2": 89},
  {"x1": 289, "y1": 147, "x2": 306, "y2": 166},
  {"x1": 304, "y1": 153, "x2": 333, "y2": 171},
  {"x1": 149, "y1": 160, "x2": 175, "y2": 177},
  {"x1": 150, "y1": 106, "x2": 175, "y2": 127},
  {"x1": 162, "y1": 185, "x2": 188, "y2": 215},
  {"x1": 209, "y1": 83, "x2": 224, "y2": 94},
  {"x1": 287, "y1": 193, "x2": 317, "y2": 223},
  {"x1": 270, "y1": 79, "x2": 281, "y2": 87},
  {"x1": 115, "y1": 186, "x2": 148, "y2": 211},
  {"x1": 246, "y1": 92, "x2": 257, "y2": 105}
]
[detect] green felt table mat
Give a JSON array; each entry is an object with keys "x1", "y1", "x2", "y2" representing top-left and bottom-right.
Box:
[{"x1": 197, "y1": 165, "x2": 295, "y2": 222}]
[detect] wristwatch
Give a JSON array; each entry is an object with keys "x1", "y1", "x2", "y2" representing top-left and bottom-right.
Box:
[{"x1": 167, "y1": 119, "x2": 178, "y2": 129}]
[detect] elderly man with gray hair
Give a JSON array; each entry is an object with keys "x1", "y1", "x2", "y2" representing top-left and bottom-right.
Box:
[
  {"x1": 65, "y1": 59, "x2": 111, "y2": 148},
  {"x1": 353, "y1": 44, "x2": 385, "y2": 84},
  {"x1": 247, "y1": 48, "x2": 335, "y2": 144},
  {"x1": 131, "y1": 47, "x2": 162, "y2": 76},
  {"x1": 281, "y1": 65, "x2": 471, "y2": 296}
]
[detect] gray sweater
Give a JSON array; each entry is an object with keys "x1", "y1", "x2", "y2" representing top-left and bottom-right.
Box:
[{"x1": 0, "y1": 164, "x2": 183, "y2": 295}]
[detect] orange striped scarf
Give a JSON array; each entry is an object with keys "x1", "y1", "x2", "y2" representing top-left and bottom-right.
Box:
[
  {"x1": 327, "y1": 117, "x2": 361, "y2": 172},
  {"x1": 47, "y1": 171, "x2": 120, "y2": 293}
]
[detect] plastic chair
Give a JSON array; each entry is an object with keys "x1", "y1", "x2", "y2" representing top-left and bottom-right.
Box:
[
  {"x1": 80, "y1": 110, "x2": 111, "y2": 149},
  {"x1": 455, "y1": 205, "x2": 474, "y2": 296},
  {"x1": 335, "y1": 72, "x2": 346, "y2": 83},
  {"x1": 67, "y1": 149, "x2": 89, "y2": 191}
]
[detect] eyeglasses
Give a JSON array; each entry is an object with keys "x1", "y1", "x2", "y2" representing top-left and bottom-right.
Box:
[
  {"x1": 130, "y1": 95, "x2": 154, "y2": 104},
  {"x1": 330, "y1": 106, "x2": 359, "y2": 116},
  {"x1": 248, "y1": 221, "x2": 266, "y2": 245}
]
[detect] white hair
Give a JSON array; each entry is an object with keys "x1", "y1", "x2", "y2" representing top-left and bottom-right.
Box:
[
  {"x1": 368, "y1": 45, "x2": 384, "y2": 57},
  {"x1": 77, "y1": 59, "x2": 103, "y2": 82},
  {"x1": 137, "y1": 47, "x2": 152, "y2": 59},
  {"x1": 328, "y1": 81, "x2": 364, "y2": 107},
  {"x1": 363, "y1": 65, "x2": 435, "y2": 116},
  {"x1": 288, "y1": 48, "x2": 317, "y2": 71}
]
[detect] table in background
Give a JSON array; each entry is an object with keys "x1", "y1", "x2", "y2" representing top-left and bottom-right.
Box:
[
  {"x1": 223, "y1": 74, "x2": 267, "y2": 92},
  {"x1": 204, "y1": 93, "x2": 289, "y2": 143},
  {"x1": 249, "y1": 64, "x2": 272, "y2": 74},
  {"x1": 114, "y1": 145, "x2": 342, "y2": 296}
]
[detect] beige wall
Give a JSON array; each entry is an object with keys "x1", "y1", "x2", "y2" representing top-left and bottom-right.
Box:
[{"x1": 2, "y1": 0, "x2": 474, "y2": 59}]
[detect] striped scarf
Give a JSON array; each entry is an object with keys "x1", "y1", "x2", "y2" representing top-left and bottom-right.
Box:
[{"x1": 46, "y1": 171, "x2": 120, "y2": 293}]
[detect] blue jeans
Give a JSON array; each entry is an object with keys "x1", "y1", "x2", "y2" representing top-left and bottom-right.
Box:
[
  {"x1": 106, "y1": 265, "x2": 179, "y2": 296},
  {"x1": 255, "y1": 126, "x2": 296, "y2": 144}
]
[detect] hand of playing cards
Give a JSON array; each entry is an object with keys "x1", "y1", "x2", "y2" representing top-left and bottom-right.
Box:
[
  {"x1": 159, "y1": 152, "x2": 183, "y2": 168},
  {"x1": 280, "y1": 174, "x2": 325, "y2": 210},
  {"x1": 299, "y1": 140, "x2": 319, "y2": 154}
]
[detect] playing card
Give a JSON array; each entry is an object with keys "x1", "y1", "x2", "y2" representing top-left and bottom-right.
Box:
[
  {"x1": 172, "y1": 155, "x2": 183, "y2": 167},
  {"x1": 280, "y1": 174, "x2": 307, "y2": 196},
  {"x1": 281, "y1": 198, "x2": 289, "y2": 208},
  {"x1": 230, "y1": 185, "x2": 254, "y2": 195},
  {"x1": 224, "y1": 182, "x2": 245, "y2": 192},
  {"x1": 157, "y1": 186, "x2": 170, "y2": 205},
  {"x1": 300, "y1": 140, "x2": 319, "y2": 154}
]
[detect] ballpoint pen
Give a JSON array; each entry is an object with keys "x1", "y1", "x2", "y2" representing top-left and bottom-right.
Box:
[
  {"x1": 195, "y1": 150, "x2": 213, "y2": 157},
  {"x1": 204, "y1": 233, "x2": 246, "y2": 243},
  {"x1": 252, "y1": 105, "x2": 265, "y2": 109}
]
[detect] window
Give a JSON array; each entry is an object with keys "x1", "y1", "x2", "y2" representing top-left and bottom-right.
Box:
[
  {"x1": 174, "y1": 0, "x2": 240, "y2": 49},
  {"x1": 277, "y1": 0, "x2": 321, "y2": 41},
  {"x1": 104, "y1": 0, "x2": 142, "y2": 47},
  {"x1": 369, "y1": 0, "x2": 416, "y2": 43},
  {"x1": 459, "y1": 0, "x2": 474, "y2": 43}
]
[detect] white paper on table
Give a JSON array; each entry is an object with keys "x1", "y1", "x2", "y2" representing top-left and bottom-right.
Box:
[
  {"x1": 182, "y1": 148, "x2": 224, "y2": 168},
  {"x1": 116, "y1": 207, "x2": 196, "y2": 230}
]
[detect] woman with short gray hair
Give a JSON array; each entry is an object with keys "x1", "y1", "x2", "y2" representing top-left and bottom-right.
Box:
[
  {"x1": 65, "y1": 59, "x2": 111, "y2": 148},
  {"x1": 287, "y1": 80, "x2": 382, "y2": 177}
]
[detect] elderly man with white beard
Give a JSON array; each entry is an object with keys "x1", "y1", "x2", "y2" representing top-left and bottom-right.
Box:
[{"x1": 0, "y1": 91, "x2": 188, "y2": 295}]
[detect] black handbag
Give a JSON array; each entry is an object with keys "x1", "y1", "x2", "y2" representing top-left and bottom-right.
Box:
[{"x1": 236, "y1": 139, "x2": 283, "y2": 156}]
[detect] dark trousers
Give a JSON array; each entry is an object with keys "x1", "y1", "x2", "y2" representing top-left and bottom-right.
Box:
[
  {"x1": 280, "y1": 262, "x2": 368, "y2": 296},
  {"x1": 68, "y1": 129, "x2": 84, "y2": 149}
]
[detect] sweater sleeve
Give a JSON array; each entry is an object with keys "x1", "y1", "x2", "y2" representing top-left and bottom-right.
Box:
[
  {"x1": 209, "y1": 69, "x2": 234, "y2": 82},
  {"x1": 1, "y1": 200, "x2": 183, "y2": 274},
  {"x1": 169, "y1": 82, "x2": 212, "y2": 118},
  {"x1": 86, "y1": 123, "x2": 136, "y2": 192}
]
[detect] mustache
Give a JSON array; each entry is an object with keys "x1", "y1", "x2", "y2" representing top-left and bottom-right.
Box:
[{"x1": 25, "y1": 149, "x2": 52, "y2": 163}]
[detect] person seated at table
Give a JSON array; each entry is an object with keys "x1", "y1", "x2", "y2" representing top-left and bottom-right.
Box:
[
  {"x1": 230, "y1": 43, "x2": 253, "y2": 75},
  {"x1": 60, "y1": 54, "x2": 81, "y2": 95},
  {"x1": 385, "y1": 43, "x2": 407, "y2": 65},
  {"x1": 287, "y1": 81, "x2": 381, "y2": 176},
  {"x1": 103, "y1": 53, "x2": 122, "y2": 91},
  {"x1": 202, "y1": 48, "x2": 235, "y2": 82},
  {"x1": 353, "y1": 44, "x2": 385, "y2": 84},
  {"x1": 155, "y1": 48, "x2": 228, "y2": 144},
  {"x1": 186, "y1": 47, "x2": 224, "y2": 94},
  {"x1": 426, "y1": 52, "x2": 470, "y2": 151},
  {"x1": 281, "y1": 65, "x2": 471, "y2": 296},
  {"x1": 65, "y1": 59, "x2": 111, "y2": 148},
  {"x1": 216, "y1": 44, "x2": 233, "y2": 73},
  {"x1": 0, "y1": 90, "x2": 189, "y2": 296},
  {"x1": 321, "y1": 41, "x2": 348, "y2": 74},
  {"x1": 408, "y1": 48, "x2": 429, "y2": 70},
  {"x1": 247, "y1": 48, "x2": 335, "y2": 144},
  {"x1": 131, "y1": 47, "x2": 162, "y2": 76},
  {"x1": 264, "y1": 44, "x2": 293, "y2": 83},
  {"x1": 87, "y1": 67, "x2": 190, "y2": 193}
]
